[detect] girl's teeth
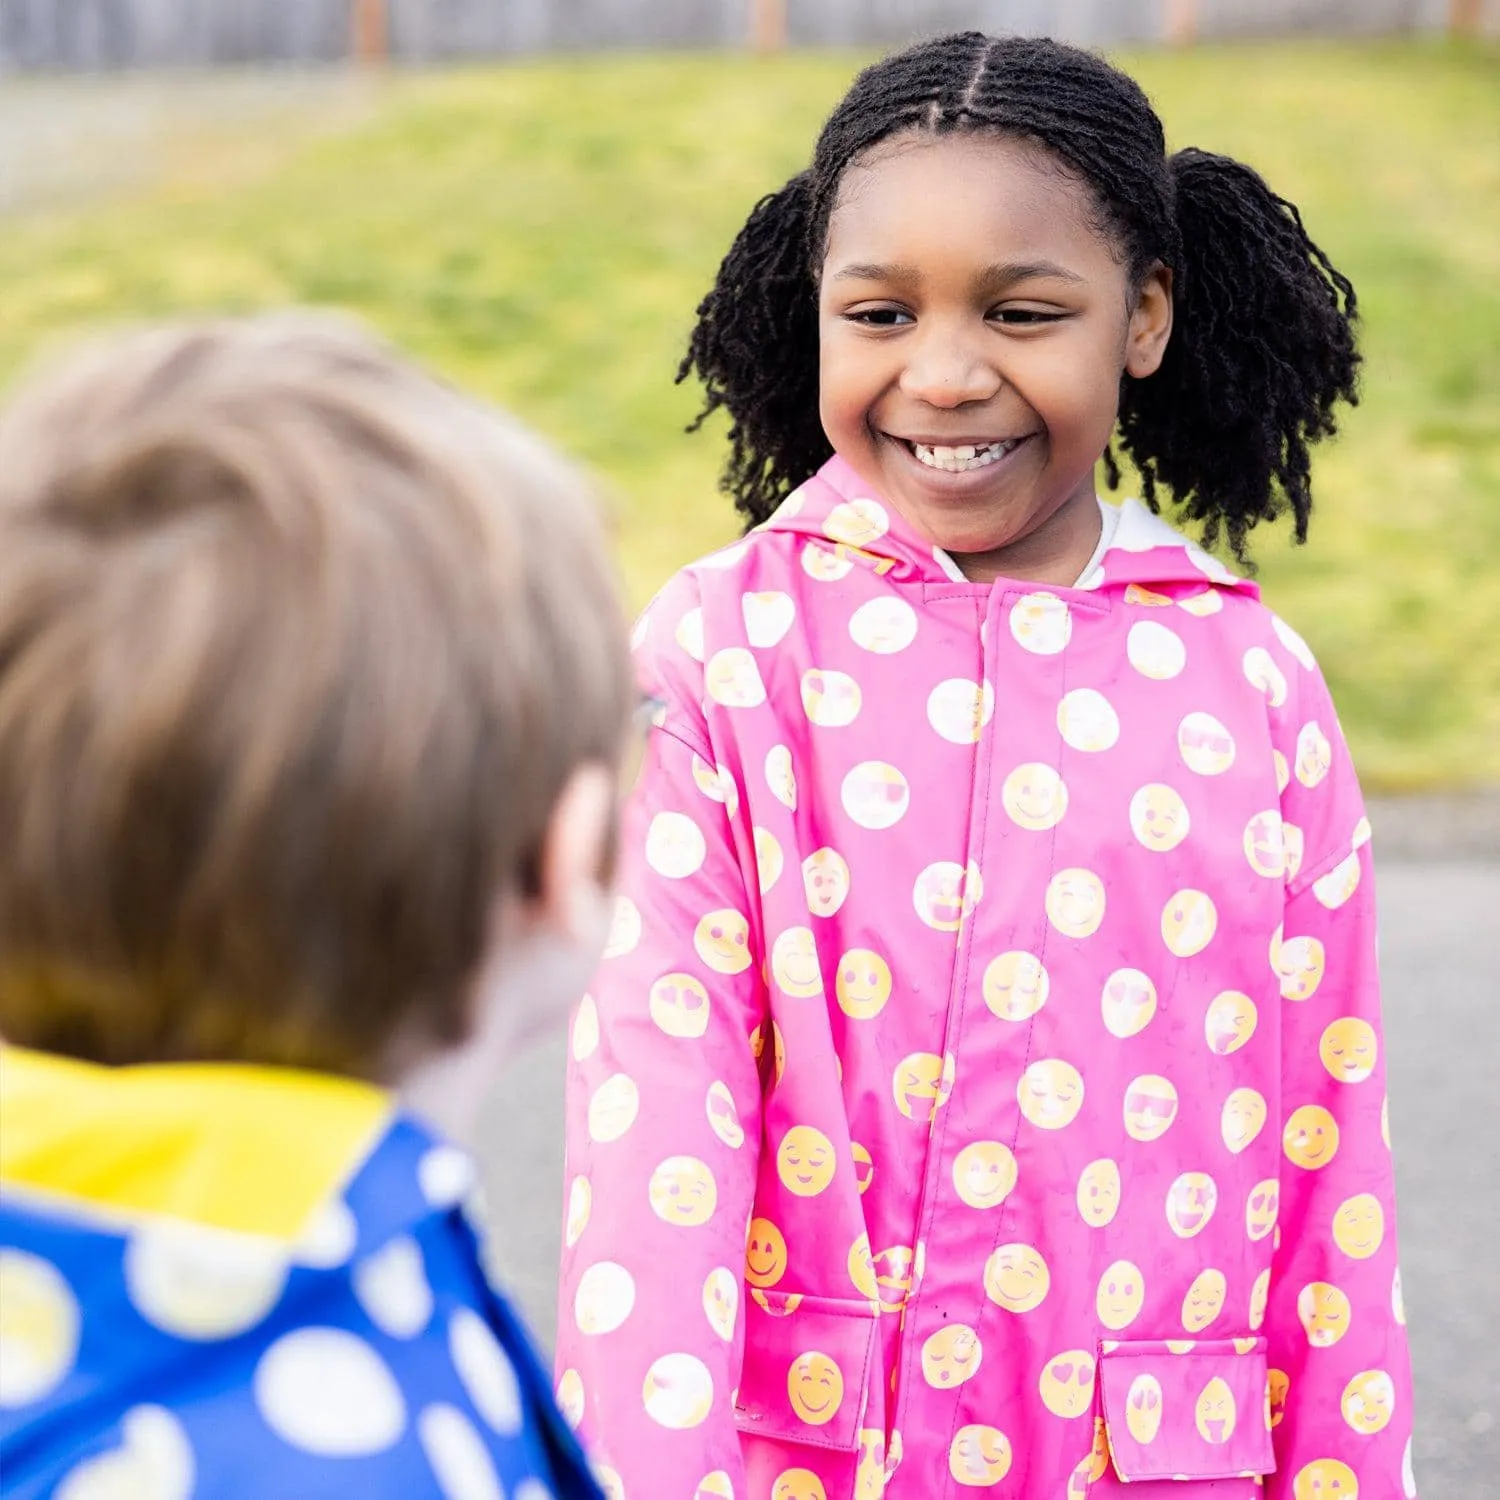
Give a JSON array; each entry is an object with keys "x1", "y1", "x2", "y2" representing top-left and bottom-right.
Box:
[{"x1": 912, "y1": 439, "x2": 1016, "y2": 472}]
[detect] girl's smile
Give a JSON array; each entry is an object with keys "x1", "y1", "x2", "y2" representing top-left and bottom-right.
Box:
[{"x1": 818, "y1": 132, "x2": 1171, "y2": 586}]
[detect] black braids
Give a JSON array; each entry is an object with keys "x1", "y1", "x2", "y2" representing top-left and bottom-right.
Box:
[{"x1": 679, "y1": 33, "x2": 1359, "y2": 556}]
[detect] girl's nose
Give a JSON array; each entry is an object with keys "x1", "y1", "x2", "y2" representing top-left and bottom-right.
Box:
[{"x1": 899, "y1": 327, "x2": 1002, "y2": 407}]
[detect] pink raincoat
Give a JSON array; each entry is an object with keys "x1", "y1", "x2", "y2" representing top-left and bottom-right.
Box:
[{"x1": 557, "y1": 457, "x2": 1415, "y2": 1500}]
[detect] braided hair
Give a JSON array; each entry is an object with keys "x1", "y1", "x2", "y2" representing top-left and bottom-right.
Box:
[{"x1": 679, "y1": 33, "x2": 1359, "y2": 561}]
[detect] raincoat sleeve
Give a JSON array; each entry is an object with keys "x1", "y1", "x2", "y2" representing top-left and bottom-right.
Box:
[
  {"x1": 556, "y1": 588, "x2": 767, "y2": 1497},
  {"x1": 1263, "y1": 654, "x2": 1416, "y2": 1498}
]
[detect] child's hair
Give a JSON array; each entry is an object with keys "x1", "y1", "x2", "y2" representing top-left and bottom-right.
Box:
[
  {"x1": 0, "y1": 314, "x2": 631, "y2": 1076},
  {"x1": 680, "y1": 32, "x2": 1359, "y2": 560}
]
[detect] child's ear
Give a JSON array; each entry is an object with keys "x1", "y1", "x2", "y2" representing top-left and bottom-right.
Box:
[
  {"x1": 535, "y1": 765, "x2": 617, "y2": 942},
  {"x1": 1125, "y1": 264, "x2": 1174, "y2": 380}
]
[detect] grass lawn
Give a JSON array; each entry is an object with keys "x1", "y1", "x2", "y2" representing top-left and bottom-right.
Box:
[{"x1": 1, "y1": 40, "x2": 1496, "y2": 788}]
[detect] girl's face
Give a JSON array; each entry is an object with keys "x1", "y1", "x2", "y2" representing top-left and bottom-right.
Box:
[{"x1": 818, "y1": 132, "x2": 1171, "y2": 584}]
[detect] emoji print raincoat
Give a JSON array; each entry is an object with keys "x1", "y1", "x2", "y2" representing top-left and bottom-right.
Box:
[
  {"x1": 557, "y1": 456, "x2": 1415, "y2": 1500},
  {"x1": 0, "y1": 1047, "x2": 602, "y2": 1500}
]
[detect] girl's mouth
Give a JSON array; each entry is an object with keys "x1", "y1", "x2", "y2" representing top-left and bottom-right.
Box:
[{"x1": 905, "y1": 436, "x2": 1028, "y2": 473}]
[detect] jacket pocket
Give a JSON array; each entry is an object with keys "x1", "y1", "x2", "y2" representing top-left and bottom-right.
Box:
[
  {"x1": 732, "y1": 1289, "x2": 880, "y2": 1453},
  {"x1": 1098, "y1": 1337, "x2": 1275, "y2": 1483}
]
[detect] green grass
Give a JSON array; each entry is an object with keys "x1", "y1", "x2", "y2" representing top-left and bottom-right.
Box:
[{"x1": 1, "y1": 41, "x2": 1497, "y2": 788}]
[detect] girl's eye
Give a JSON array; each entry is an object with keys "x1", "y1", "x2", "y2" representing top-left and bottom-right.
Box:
[
  {"x1": 847, "y1": 307, "x2": 912, "y2": 327},
  {"x1": 992, "y1": 307, "x2": 1065, "y2": 325}
]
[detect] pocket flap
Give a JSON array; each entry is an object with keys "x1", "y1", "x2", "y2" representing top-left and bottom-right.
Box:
[
  {"x1": 1098, "y1": 1337, "x2": 1275, "y2": 1482},
  {"x1": 732, "y1": 1289, "x2": 879, "y2": 1453}
]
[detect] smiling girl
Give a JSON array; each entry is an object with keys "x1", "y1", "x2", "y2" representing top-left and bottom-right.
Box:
[{"x1": 558, "y1": 33, "x2": 1414, "y2": 1500}]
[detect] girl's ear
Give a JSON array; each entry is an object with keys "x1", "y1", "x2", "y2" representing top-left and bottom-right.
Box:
[
  {"x1": 1125, "y1": 264, "x2": 1174, "y2": 380},
  {"x1": 535, "y1": 764, "x2": 617, "y2": 943}
]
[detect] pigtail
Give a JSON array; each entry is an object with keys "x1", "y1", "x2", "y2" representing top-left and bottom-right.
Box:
[
  {"x1": 677, "y1": 172, "x2": 829, "y2": 528},
  {"x1": 1116, "y1": 149, "x2": 1360, "y2": 562}
]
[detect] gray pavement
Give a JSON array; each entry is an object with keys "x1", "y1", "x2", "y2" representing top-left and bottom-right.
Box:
[{"x1": 476, "y1": 855, "x2": 1500, "y2": 1499}]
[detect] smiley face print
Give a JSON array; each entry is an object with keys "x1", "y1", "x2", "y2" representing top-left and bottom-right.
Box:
[
  {"x1": 922, "y1": 1324, "x2": 983, "y2": 1388},
  {"x1": 705, "y1": 647, "x2": 765, "y2": 708},
  {"x1": 836, "y1": 948, "x2": 892, "y2": 1020},
  {"x1": 983, "y1": 1243, "x2": 1050, "y2": 1314},
  {"x1": 1297, "y1": 1282, "x2": 1352, "y2": 1347},
  {"x1": 702, "y1": 1267, "x2": 738, "y2": 1340},
  {"x1": 1125, "y1": 1373, "x2": 1163, "y2": 1445},
  {"x1": 1243, "y1": 810, "x2": 1286, "y2": 878},
  {"x1": 1096, "y1": 1260, "x2": 1145, "y2": 1331},
  {"x1": 849, "y1": 596, "x2": 918, "y2": 654},
  {"x1": 1046, "y1": 868, "x2": 1106, "y2": 940},
  {"x1": 648, "y1": 1156, "x2": 718, "y2": 1227},
  {"x1": 1291, "y1": 1460, "x2": 1358, "y2": 1500},
  {"x1": 1182, "y1": 1269, "x2": 1228, "y2": 1333},
  {"x1": 1295, "y1": 720, "x2": 1333, "y2": 788},
  {"x1": 1284, "y1": 1105, "x2": 1340, "y2": 1171},
  {"x1": 1002, "y1": 762, "x2": 1068, "y2": 831},
  {"x1": 755, "y1": 826, "x2": 784, "y2": 895},
  {"x1": 650, "y1": 973, "x2": 711, "y2": 1039},
  {"x1": 1018, "y1": 1059, "x2": 1085, "y2": 1131},
  {"x1": 953, "y1": 1141, "x2": 1018, "y2": 1210},
  {"x1": 1246, "y1": 1179, "x2": 1280, "y2": 1242},
  {"x1": 1166, "y1": 1172, "x2": 1218, "y2": 1238},
  {"x1": 983, "y1": 950, "x2": 1049, "y2": 1021},
  {"x1": 694, "y1": 909, "x2": 751, "y2": 974},
  {"x1": 1178, "y1": 712, "x2": 1236, "y2": 776},
  {"x1": 643, "y1": 1353, "x2": 714, "y2": 1429},
  {"x1": 772, "y1": 926, "x2": 824, "y2": 999},
  {"x1": 1130, "y1": 783, "x2": 1191, "y2": 852},
  {"x1": 1039, "y1": 1349, "x2": 1096, "y2": 1418},
  {"x1": 855, "y1": 1429, "x2": 885, "y2": 1500},
  {"x1": 823, "y1": 497, "x2": 890, "y2": 548},
  {"x1": 1057, "y1": 687, "x2": 1120, "y2": 752},
  {"x1": 894, "y1": 1051, "x2": 954, "y2": 1123},
  {"x1": 765, "y1": 744, "x2": 797, "y2": 809},
  {"x1": 1341, "y1": 1369, "x2": 1396, "y2": 1435},
  {"x1": 565, "y1": 1175, "x2": 592, "y2": 1248},
  {"x1": 1243, "y1": 645, "x2": 1288, "y2": 707},
  {"x1": 1275, "y1": 934, "x2": 1326, "y2": 1001},
  {"x1": 873, "y1": 1245, "x2": 913, "y2": 1313},
  {"x1": 1077, "y1": 1158, "x2": 1122, "y2": 1228},
  {"x1": 841, "y1": 760, "x2": 911, "y2": 830},
  {"x1": 787, "y1": 1350, "x2": 845, "y2": 1427},
  {"x1": 1332, "y1": 1193, "x2": 1385, "y2": 1260},
  {"x1": 1124, "y1": 1074, "x2": 1179, "y2": 1143},
  {"x1": 1011, "y1": 592, "x2": 1072, "y2": 654},
  {"x1": 847, "y1": 1233, "x2": 879, "y2": 1301},
  {"x1": 772, "y1": 1470, "x2": 827, "y2": 1500},
  {"x1": 1320, "y1": 1017, "x2": 1378, "y2": 1084},
  {"x1": 949, "y1": 1425, "x2": 1012, "y2": 1486},
  {"x1": 706, "y1": 1081, "x2": 745, "y2": 1149},
  {"x1": 605, "y1": 895, "x2": 642, "y2": 959},
  {"x1": 914, "y1": 861, "x2": 981, "y2": 932},
  {"x1": 1195, "y1": 1376, "x2": 1237, "y2": 1444},
  {"x1": 801, "y1": 668, "x2": 862, "y2": 728},
  {"x1": 1221, "y1": 1088, "x2": 1268, "y2": 1154},
  {"x1": 803, "y1": 848, "x2": 851, "y2": 919},
  {"x1": 574, "y1": 1261, "x2": 636, "y2": 1335},
  {"x1": 587, "y1": 1073, "x2": 640, "y2": 1144},
  {"x1": 745, "y1": 1219, "x2": 788, "y2": 1288},
  {"x1": 1161, "y1": 889, "x2": 1217, "y2": 958},
  {"x1": 1102, "y1": 968, "x2": 1158, "y2": 1039},
  {"x1": 1204, "y1": 990, "x2": 1258, "y2": 1056},
  {"x1": 646, "y1": 811, "x2": 708, "y2": 880},
  {"x1": 1127, "y1": 620, "x2": 1187, "y2": 680},
  {"x1": 927, "y1": 678, "x2": 995, "y2": 745},
  {"x1": 740, "y1": 589, "x2": 797, "y2": 647},
  {"x1": 777, "y1": 1126, "x2": 837, "y2": 1198},
  {"x1": 1267, "y1": 1368, "x2": 1290, "y2": 1428}
]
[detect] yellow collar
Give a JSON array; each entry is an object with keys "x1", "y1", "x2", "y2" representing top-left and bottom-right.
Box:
[{"x1": 0, "y1": 1046, "x2": 390, "y2": 1241}]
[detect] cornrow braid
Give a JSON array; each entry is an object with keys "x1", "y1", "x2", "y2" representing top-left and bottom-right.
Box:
[{"x1": 679, "y1": 32, "x2": 1359, "y2": 559}]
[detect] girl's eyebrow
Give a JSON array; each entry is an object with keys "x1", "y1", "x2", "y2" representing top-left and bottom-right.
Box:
[{"x1": 830, "y1": 259, "x2": 1086, "y2": 287}]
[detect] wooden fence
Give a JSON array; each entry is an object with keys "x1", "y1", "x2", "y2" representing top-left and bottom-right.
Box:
[{"x1": 0, "y1": 0, "x2": 1470, "y2": 71}]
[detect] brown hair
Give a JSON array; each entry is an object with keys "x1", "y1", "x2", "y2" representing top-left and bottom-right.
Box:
[{"x1": 0, "y1": 314, "x2": 631, "y2": 1077}]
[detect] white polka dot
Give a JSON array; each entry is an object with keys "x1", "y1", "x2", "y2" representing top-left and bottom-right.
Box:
[
  {"x1": 1127, "y1": 621, "x2": 1187, "y2": 680},
  {"x1": 0, "y1": 1249, "x2": 81, "y2": 1407},
  {"x1": 449, "y1": 1308, "x2": 523, "y2": 1436},
  {"x1": 1272, "y1": 614, "x2": 1317, "y2": 670},
  {"x1": 353, "y1": 1236, "x2": 434, "y2": 1340},
  {"x1": 293, "y1": 1199, "x2": 358, "y2": 1268},
  {"x1": 125, "y1": 1224, "x2": 287, "y2": 1343},
  {"x1": 53, "y1": 1405, "x2": 195, "y2": 1500},
  {"x1": 513, "y1": 1481, "x2": 556, "y2": 1500},
  {"x1": 254, "y1": 1328, "x2": 405, "y2": 1455},
  {"x1": 420, "y1": 1145, "x2": 478, "y2": 1208},
  {"x1": 418, "y1": 1404, "x2": 504, "y2": 1500}
]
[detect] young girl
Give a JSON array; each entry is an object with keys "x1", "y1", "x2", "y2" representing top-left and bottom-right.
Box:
[{"x1": 558, "y1": 33, "x2": 1414, "y2": 1500}]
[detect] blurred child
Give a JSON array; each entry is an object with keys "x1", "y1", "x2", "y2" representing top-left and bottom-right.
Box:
[
  {"x1": 557, "y1": 32, "x2": 1416, "y2": 1500},
  {"x1": 0, "y1": 314, "x2": 631, "y2": 1498}
]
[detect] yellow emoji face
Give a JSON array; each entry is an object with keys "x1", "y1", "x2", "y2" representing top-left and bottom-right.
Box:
[
  {"x1": 0, "y1": 1250, "x2": 80, "y2": 1406},
  {"x1": 1313, "y1": 852, "x2": 1361, "y2": 910},
  {"x1": 922, "y1": 1324, "x2": 983, "y2": 1388},
  {"x1": 1123, "y1": 1074, "x2": 1179, "y2": 1142},
  {"x1": 755, "y1": 826, "x2": 784, "y2": 894},
  {"x1": 1205, "y1": 990, "x2": 1258, "y2": 1056},
  {"x1": 1246, "y1": 1179, "x2": 1280, "y2": 1241},
  {"x1": 855, "y1": 1428, "x2": 886, "y2": 1499},
  {"x1": 587, "y1": 1073, "x2": 640, "y2": 1143},
  {"x1": 949, "y1": 1424, "x2": 1012, "y2": 1486},
  {"x1": 1096, "y1": 1260, "x2": 1145, "y2": 1331},
  {"x1": 772, "y1": 925, "x2": 824, "y2": 998},
  {"x1": 695, "y1": 1471, "x2": 735, "y2": 1500},
  {"x1": 1077, "y1": 1158, "x2": 1121, "y2": 1228},
  {"x1": 1130, "y1": 783, "x2": 1191, "y2": 852},
  {"x1": 893, "y1": 1051, "x2": 954, "y2": 1122},
  {"x1": 1126, "y1": 582, "x2": 1173, "y2": 607},
  {"x1": 1195, "y1": 1376, "x2": 1237, "y2": 1444},
  {"x1": 605, "y1": 895, "x2": 642, "y2": 959},
  {"x1": 1284, "y1": 1105, "x2": 1340, "y2": 1170},
  {"x1": 705, "y1": 647, "x2": 766, "y2": 708},
  {"x1": 1125, "y1": 1372, "x2": 1163, "y2": 1444},
  {"x1": 1166, "y1": 1172, "x2": 1218, "y2": 1238},
  {"x1": 1295, "y1": 721, "x2": 1333, "y2": 788},
  {"x1": 1010, "y1": 592, "x2": 1073, "y2": 654},
  {"x1": 1161, "y1": 889, "x2": 1217, "y2": 957},
  {"x1": 694, "y1": 909, "x2": 752, "y2": 975},
  {"x1": 953, "y1": 1141, "x2": 1018, "y2": 1210},
  {"x1": 1297, "y1": 1282, "x2": 1352, "y2": 1347},
  {"x1": 572, "y1": 995, "x2": 600, "y2": 1061},
  {"x1": 849, "y1": 595, "x2": 918, "y2": 655},
  {"x1": 556, "y1": 1366, "x2": 585, "y2": 1428},
  {"x1": 745, "y1": 1218, "x2": 788, "y2": 1288},
  {"x1": 1046, "y1": 868, "x2": 1106, "y2": 939},
  {"x1": 1127, "y1": 619, "x2": 1186, "y2": 679},
  {"x1": 1002, "y1": 762, "x2": 1069, "y2": 831},
  {"x1": 836, "y1": 949, "x2": 893, "y2": 1020},
  {"x1": 772, "y1": 1469, "x2": 827, "y2": 1500},
  {"x1": 1276, "y1": 935, "x2": 1326, "y2": 1001},
  {"x1": 565, "y1": 1175, "x2": 592, "y2": 1248},
  {"x1": 1102, "y1": 968, "x2": 1158, "y2": 1039},
  {"x1": 1283, "y1": 821, "x2": 1306, "y2": 882},
  {"x1": 852, "y1": 1141, "x2": 874, "y2": 1194},
  {"x1": 1292, "y1": 1459, "x2": 1358, "y2": 1500},
  {"x1": 824, "y1": 497, "x2": 889, "y2": 548},
  {"x1": 1182, "y1": 1269, "x2": 1228, "y2": 1333},
  {"x1": 778, "y1": 1126, "x2": 837, "y2": 1198},
  {"x1": 789, "y1": 1351, "x2": 845, "y2": 1426},
  {"x1": 765, "y1": 744, "x2": 798, "y2": 808},
  {"x1": 842, "y1": 760, "x2": 911, "y2": 831},
  {"x1": 1250, "y1": 1267, "x2": 1271, "y2": 1330},
  {"x1": 675, "y1": 606, "x2": 705, "y2": 662},
  {"x1": 1018, "y1": 1058, "x2": 1085, "y2": 1131},
  {"x1": 706, "y1": 1080, "x2": 745, "y2": 1149},
  {"x1": 643, "y1": 1352, "x2": 713, "y2": 1429},
  {"x1": 1243, "y1": 645, "x2": 1288, "y2": 707},
  {"x1": 1243, "y1": 810, "x2": 1285, "y2": 878},
  {"x1": 1320, "y1": 1018, "x2": 1378, "y2": 1084},
  {"x1": 646, "y1": 811, "x2": 709, "y2": 880},
  {"x1": 846, "y1": 1232, "x2": 879, "y2": 1301},
  {"x1": 574, "y1": 1261, "x2": 636, "y2": 1334},
  {"x1": 702, "y1": 1266, "x2": 738, "y2": 1340},
  {"x1": 913, "y1": 860, "x2": 980, "y2": 931},
  {"x1": 1332, "y1": 1193, "x2": 1385, "y2": 1260},
  {"x1": 803, "y1": 848, "x2": 851, "y2": 920},
  {"x1": 983, "y1": 1243, "x2": 1050, "y2": 1313},
  {"x1": 1267, "y1": 1368, "x2": 1290, "y2": 1427},
  {"x1": 801, "y1": 668, "x2": 862, "y2": 728},
  {"x1": 650, "y1": 973, "x2": 711, "y2": 1039},
  {"x1": 873, "y1": 1245, "x2": 913, "y2": 1313},
  {"x1": 1178, "y1": 712, "x2": 1236, "y2": 776},
  {"x1": 927, "y1": 677, "x2": 994, "y2": 744},
  {"x1": 983, "y1": 950, "x2": 1049, "y2": 1021},
  {"x1": 741, "y1": 589, "x2": 797, "y2": 647},
  {"x1": 649, "y1": 1157, "x2": 718, "y2": 1227},
  {"x1": 1056, "y1": 687, "x2": 1120, "y2": 753},
  {"x1": 1221, "y1": 1088, "x2": 1268, "y2": 1154},
  {"x1": 1039, "y1": 1349, "x2": 1096, "y2": 1418},
  {"x1": 1341, "y1": 1369, "x2": 1396, "y2": 1435}
]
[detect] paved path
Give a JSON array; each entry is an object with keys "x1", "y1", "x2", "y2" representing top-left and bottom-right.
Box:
[{"x1": 476, "y1": 859, "x2": 1500, "y2": 1498}]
